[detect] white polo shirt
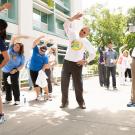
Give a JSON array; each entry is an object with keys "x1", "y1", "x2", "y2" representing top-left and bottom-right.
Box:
[{"x1": 63, "y1": 20, "x2": 96, "y2": 62}]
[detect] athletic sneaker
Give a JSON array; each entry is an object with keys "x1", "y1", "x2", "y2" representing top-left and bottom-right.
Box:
[
  {"x1": 3, "y1": 100, "x2": 12, "y2": 104},
  {"x1": 35, "y1": 96, "x2": 41, "y2": 101},
  {"x1": 14, "y1": 101, "x2": 20, "y2": 105},
  {"x1": 127, "y1": 102, "x2": 135, "y2": 107}
]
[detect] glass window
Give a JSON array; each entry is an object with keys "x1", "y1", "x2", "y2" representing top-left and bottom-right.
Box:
[
  {"x1": 1, "y1": 0, "x2": 7, "y2": 5},
  {"x1": 33, "y1": 8, "x2": 41, "y2": 21},
  {"x1": 1, "y1": 0, "x2": 18, "y2": 21},
  {"x1": 56, "y1": 19, "x2": 64, "y2": 30},
  {"x1": 58, "y1": 55, "x2": 65, "y2": 64},
  {"x1": 41, "y1": 12, "x2": 47, "y2": 24},
  {"x1": 33, "y1": 8, "x2": 40, "y2": 15}
]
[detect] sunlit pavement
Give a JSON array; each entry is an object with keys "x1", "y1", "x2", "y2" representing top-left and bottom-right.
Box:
[{"x1": 1, "y1": 76, "x2": 135, "y2": 135}]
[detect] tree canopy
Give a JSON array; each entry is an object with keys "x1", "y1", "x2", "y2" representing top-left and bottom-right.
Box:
[{"x1": 83, "y1": 4, "x2": 127, "y2": 50}]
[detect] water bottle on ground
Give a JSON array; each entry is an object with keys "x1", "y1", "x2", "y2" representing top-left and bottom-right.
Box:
[{"x1": 21, "y1": 92, "x2": 27, "y2": 106}]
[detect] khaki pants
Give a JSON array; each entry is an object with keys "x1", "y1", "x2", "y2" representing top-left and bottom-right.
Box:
[{"x1": 131, "y1": 58, "x2": 135, "y2": 103}]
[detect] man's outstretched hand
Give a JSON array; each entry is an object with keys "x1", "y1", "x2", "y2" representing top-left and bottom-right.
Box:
[{"x1": 69, "y1": 12, "x2": 83, "y2": 21}]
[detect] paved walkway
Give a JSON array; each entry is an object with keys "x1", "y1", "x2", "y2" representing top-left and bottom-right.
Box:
[{"x1": 0, "y1": 77, "x2": 135, "y2": 135}]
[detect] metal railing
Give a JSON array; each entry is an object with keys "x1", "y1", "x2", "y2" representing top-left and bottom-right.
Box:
[
  {"x1": 33, "y1": 19, "x2": 48, "y2": 31},
  {"x1": 56, "y1": 28, "x2": 65, "y2": 35}
]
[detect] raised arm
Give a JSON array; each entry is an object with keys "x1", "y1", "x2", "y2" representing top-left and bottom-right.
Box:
[
  {"x1": 64, "y1": 12, "x2": 83, "y2": 30},
  {"x1": 32, "y1": 35, "x2": 45, "y2": 48},
  {"x1": 10, "y1": 35, "x2": 29, "y2": 46},
  {"x1": 0, "y1": 3, "x2": 11, "y2": 12},
  {"x1": 119, "y1": 44, "x2": 127, "y2": 54},
  {"x1": 69, "y1": 12, "x2": 83, "y2": 21},
  {"x1": 64, "y1": 12, "x2": 83, "y2": 40}
]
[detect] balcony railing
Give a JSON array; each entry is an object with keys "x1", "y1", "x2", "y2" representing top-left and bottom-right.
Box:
[
  {"x1": 41, "y1": 0, "x2": 54, "y2": 8},
  {"x1": 56, "y1": 28, "x2": 65, "y2": 35},
  {"x1": 41, "y1": 0, "x2": 48, "y2": 4},
  {"x1": 33, "y1": 19, "x2": 48, "y2": 31},
  {"x1": 0, "y1": 9, "x2": 17, "y2": 24},
  {"x1": 55, "y1": 0, "x2": 70, "y2": 10},
  {"x1": 0, "y1": 9, "x2": 8, "y2": 18}
]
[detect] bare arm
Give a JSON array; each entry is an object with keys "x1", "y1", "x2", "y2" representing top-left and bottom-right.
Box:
[
  {"x1": 10, "y1": 64, "x2": 24, "y2": 74},
  {"x1": 0, "y1": 51, "x2": 9, "y2": 68},
  {"x1": 42, "y1": 64, "x2": 50, "y2": 71},
  {"x1": 10, "y1": 35, "x2": 29, "y2": 45},
  {"x1": 68, "y1": 12, "x2": 83, "y2": 22},
  {"x1": 32, "y1": 35, "x2": 45, "y2": 48},
  {"x1": 0, "y1": 3, "x2": 11, "y2": 12},
  {"x1": 17, "y1": 65, "x2": 24, "y2": 71},
  {"x1": 119, "y1": 45, "x2": 127, "y2": 54}
]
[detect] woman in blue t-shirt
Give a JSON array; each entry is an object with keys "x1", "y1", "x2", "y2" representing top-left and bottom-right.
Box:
[
  {"x1": 2, "y1": 35, "x2": 28, "y2": 105},
  {"x1": 29, "y1": 35, "x2": 49, "y2": 100}
]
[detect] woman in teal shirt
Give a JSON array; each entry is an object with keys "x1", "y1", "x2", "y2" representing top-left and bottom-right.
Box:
[{"x1": 2, "y1": 35, "x2": 27, "y2": 105}]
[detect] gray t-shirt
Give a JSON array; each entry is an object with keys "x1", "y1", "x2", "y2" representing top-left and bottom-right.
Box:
[{"x1": 104, "y1": 49, "x2": 118, "y2": 67}]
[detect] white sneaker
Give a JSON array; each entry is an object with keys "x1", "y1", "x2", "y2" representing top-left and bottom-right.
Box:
[
  {"x1": 3, "y1": 100, "x2": 12, "y2": 104},
  {"x1": 14, "y1": 101, "x2": 20, "y2": 105},
  {"x1": 0, "y1": 115, "x2": 6, "y2": 124},
  {"x1": 35, "y1": 95, "x2": 41, "y2": 101}
]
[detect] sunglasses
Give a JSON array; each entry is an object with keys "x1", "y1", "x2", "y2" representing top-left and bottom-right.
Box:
[{"x1": 81, "y1": 29, "x2": 87, "y2": 35}]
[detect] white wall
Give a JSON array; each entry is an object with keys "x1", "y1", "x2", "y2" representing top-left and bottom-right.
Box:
[
  {"x1": 18, "y1": 0, "x2": 33, "y2": 36},
  {"x1": 18, "y1": 0, "x2": 33, "y2": 59},
  {"x1": 7, "y1": 22, "x2": 18, "y2": 34},
  {"x1": 70, "y1": 0, "x2": 83, "y2": 15}
]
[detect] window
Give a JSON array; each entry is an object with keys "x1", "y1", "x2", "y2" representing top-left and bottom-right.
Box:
[
  {"x1": 56, "y1": 19, "x2": 64, "y2": 30},
  {"x1": 33, "y1": 8, "x2": 48, "y2": 24},
  {"x1": 1, "y1": 0, "x2": 18, "y2": 21},
  {"x1": 57, "y1": 45, "x2": 67, "y2": 64},
  {"x1": 41, "y1": 12, "x2": 48, "y2": 24},
  {"x1": 33, "y1": 8, "x2": 41, "y2": 21}
]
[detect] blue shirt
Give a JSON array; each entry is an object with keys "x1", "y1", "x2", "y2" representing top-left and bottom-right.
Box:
[
  {"x1": 99, "y1": 54, "x2": 104, "y2": 64},
  {"x1": 29, "y1": 46, "x2": 48, "y2": 71},
  {"x1": 2, "y1": 46, "x2": 25, "y2": 72},
  {"x1": 104, "y1": 49, "x2": 117, "y2": 67}
]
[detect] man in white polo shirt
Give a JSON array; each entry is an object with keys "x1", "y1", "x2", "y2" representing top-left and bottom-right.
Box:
[
  {"x1": 60, "y1": 13, "x2": 95, "y2": 109},
  {"x1": 127, "y1": 47, "x2": 135, "y2": 107}
]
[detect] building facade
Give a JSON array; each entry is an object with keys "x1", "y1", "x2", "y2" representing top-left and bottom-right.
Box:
[{"x1": 0, "y1": 0, "x2": 83, "y2": 64}]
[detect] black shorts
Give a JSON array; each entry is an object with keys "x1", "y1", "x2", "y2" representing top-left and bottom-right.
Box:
[{"x1": 30, "y1": 70, "x2": 39, "y2": 87}]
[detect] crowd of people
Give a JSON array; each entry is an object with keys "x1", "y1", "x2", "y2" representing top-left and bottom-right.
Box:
[
  {"x1": 97, "y1": 42, "x2": 135, "y2": 107},
  {"x1": 0, "y1": 3, "x2": 135, "y2": 125},
  {"x1": 98, "y1": 43, "x2": 132, "y2": 89}
]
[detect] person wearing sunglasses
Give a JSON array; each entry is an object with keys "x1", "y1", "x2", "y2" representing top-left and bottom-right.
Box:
[
  {"x1": 2, "y1": 35, "x2": 28, "y2": 105},
  {"x1": 29, "y1": 36, "x2": 50, "y2": 100},
  {"x1": 60, "y1": 13, "x2": 96, "y2": 109}
]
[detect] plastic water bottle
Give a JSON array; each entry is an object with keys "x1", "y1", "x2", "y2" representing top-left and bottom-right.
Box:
[
  {"x1": 23, "y1": 94, "x2": 26, "y2": 104},
  {"x1": 21, "y1": 92, "x2": 27, "y2": 106}
]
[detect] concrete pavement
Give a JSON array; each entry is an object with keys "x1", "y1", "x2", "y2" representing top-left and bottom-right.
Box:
[{"x1": 0, "y1": 76, "x2": 135, "y2": 135}]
